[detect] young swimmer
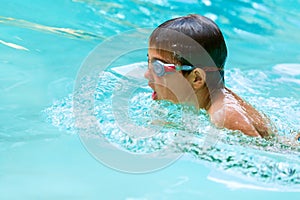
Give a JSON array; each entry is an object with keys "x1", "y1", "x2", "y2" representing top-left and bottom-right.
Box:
[{"x1": 144, "y1": 14, "x2": 274, "y2": 138}]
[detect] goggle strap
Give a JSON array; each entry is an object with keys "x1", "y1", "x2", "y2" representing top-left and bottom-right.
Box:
[
  {"x1": 163, "y1": 64, "x2": 177, "y2": 73},
  {"x1": 178, "y1": 65, "x2": 194, "y2": 71}
]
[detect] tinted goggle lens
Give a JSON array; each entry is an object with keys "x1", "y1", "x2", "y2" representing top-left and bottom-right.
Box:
[
  {"x1": 150, "y1": 59, "x2": 194, "y2": 77},
  {"x1": 152, "y1": 60, "x2": 167, "y2": 77}
]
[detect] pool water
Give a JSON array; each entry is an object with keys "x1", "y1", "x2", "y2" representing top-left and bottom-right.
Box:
[{"x1": 1, "y1": 0, "x2": 300, "y2": 199}]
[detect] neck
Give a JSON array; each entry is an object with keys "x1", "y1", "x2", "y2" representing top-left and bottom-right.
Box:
[{"x1": 196, "y1": 86, "x2": 224, "y2": 111}]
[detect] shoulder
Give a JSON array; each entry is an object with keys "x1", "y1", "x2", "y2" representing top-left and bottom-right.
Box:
[
  {"x1": 226, "y1": 107, "x2": 261, "y2": 137},
  {"x1": 210, "y1": 104, "x2": 261, "y2": 137}
]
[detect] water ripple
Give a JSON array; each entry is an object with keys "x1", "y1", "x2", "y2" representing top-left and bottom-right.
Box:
[
  {"x1": 0, "y1": 16, "x2": 103, "y2": 40},
  {"x1": 0, "y1": 39, "x2": 28, "y2": 50}
]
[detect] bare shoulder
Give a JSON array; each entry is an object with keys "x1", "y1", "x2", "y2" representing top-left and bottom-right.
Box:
[
  {"x1": 209, "y1": 88, "x2": 273, "y2": 137},
  {"x1": 210, "y1": 104, "x2": 261, "y2": 137}
]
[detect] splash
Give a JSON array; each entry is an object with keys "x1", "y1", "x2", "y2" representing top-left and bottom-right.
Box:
[{"x1": 43, "y1": 64, "x2": 300, "y2": 188}]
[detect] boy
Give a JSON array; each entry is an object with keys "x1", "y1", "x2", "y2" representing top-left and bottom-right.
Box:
[{"x1": 144, "y1": 14, "x2": 273, "y2": 138}]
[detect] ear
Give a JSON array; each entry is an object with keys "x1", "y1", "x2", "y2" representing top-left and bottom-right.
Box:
[{"x1": 186, "y1": 68, "x2": 206, "y2": 90}]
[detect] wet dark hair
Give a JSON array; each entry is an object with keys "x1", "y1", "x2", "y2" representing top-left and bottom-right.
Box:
[{"x1": 149, "y1": 14, "x2": 227, "y2": 84}]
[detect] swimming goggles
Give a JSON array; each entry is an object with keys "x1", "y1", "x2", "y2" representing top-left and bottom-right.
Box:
[{"x1": 151, "y1": 59, "x2": 194, "y2": 77}]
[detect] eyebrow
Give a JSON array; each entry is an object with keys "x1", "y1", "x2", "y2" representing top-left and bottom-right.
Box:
[{"x1": 147, "y1": 54, "x2": 167, "y2": 64}]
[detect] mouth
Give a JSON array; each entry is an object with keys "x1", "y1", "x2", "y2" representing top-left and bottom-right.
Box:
[
  {"x1": 152, "y1": 91, "x2": 158, "y2": 100},
  {"x1": 148, "y1": 82, "x2": 158, "y2": 100}
]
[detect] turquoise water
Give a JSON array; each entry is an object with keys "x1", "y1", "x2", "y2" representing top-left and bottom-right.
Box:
[{"x1": 1, "y1": 0, "x2": 300, "y2": 199}]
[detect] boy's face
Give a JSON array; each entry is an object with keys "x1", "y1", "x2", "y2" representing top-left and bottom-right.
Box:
[{"x1": 144, "y1": 48, "x2": 192, "y2": 103}]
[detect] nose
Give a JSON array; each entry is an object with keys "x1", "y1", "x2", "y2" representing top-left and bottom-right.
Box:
[{"x1": 144, "y1": 69, "x2": 152, "y2": 80}]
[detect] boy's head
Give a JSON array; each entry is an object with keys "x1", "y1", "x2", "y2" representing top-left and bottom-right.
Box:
[
  {"x1": 149, "y1": 14, "x2": 227, "y2": 80},
  {"x1": 145, "y1": 14, "x2": 227, "y2": 104}
]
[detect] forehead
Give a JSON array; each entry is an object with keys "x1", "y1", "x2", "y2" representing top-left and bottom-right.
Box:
[{"x1": 148, "y1": 48, "x2": 179, "y2": 64}]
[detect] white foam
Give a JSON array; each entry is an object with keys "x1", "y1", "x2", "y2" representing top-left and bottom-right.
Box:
[
  {"x1": 207, "y1": 175, "x2": 300, "y2": 192},
  {"x1": 277, "y1": 77, "x2": 300, "y2": 85},
  {"x1": 110, "y1": 62, "x2": 147, "y2": 79},
  {"x1": 273, "y1": 63, "x2": 300, "y2": 76}
]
